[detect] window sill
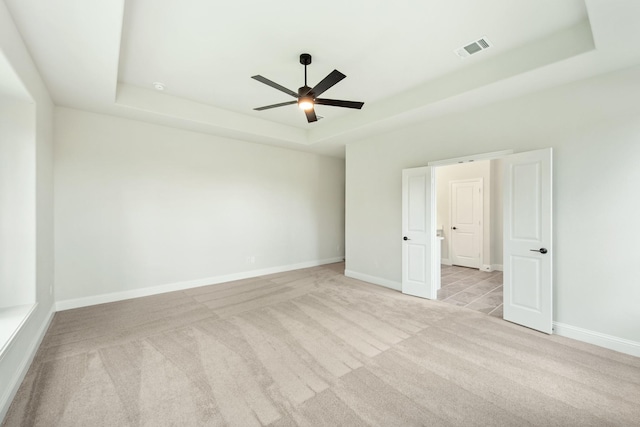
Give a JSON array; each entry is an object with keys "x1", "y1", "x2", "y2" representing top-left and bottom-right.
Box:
[{"x1": 0, "y1": 303, "x2": 37, "y2": 361}]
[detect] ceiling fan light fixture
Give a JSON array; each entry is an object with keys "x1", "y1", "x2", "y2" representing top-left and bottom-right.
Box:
[
  {"x1": 252, "y1": 53, "x2": 364, "y2": 123},
  {"x1": 298, "y1": 96, "x2": 314, "y2": 111}
]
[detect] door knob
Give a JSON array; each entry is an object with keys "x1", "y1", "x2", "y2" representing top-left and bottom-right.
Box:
[
  {"x1": 452, "y1": 227, "x2": 457, "y2": 230},
  {"x1": 530, "y1": 248, "x2": 548, "y2": 254},
  {"x1": 403, "y1": 236, "x2": 410, "y2": 241}
]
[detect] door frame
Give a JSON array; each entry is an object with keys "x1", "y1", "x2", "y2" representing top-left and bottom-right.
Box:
[
  {"x1": 428, "y1": 150, "x2": 514, "y2": 167},
  {"x1": 403, "y1": 149, "x2": 554, "y2": 333},
  {"x1": 448, "y1": 178, "x2": 483, "y2": 270},
  {"x1": 399, "y1": 150, "x2": 511, "y2": 298},
  {"x1": 429, "y1": 151, "x2": 511, "y2": 276}
]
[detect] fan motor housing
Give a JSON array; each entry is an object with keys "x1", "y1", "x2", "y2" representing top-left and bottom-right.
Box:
[
  {"x1": 298, "y1": 86, "x2": 312, "y2": 97},
  {"x1": 299, "y1": 53, "x2": 312, "y2": 65}
]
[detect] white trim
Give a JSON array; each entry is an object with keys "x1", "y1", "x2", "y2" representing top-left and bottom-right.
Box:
[
  {"x1": 0, "y1": 303, "x2": 37, "y2": 361},
  {"x1": 56, "y1": 257, "x2": 344, "y2": 311},
  {"x1": 491, "y1": 264, "x2": 503, "y2": 272},
  {"x1": 428, "y1": 150, "x2": 514, "y2": 167},
  {"x1": 344, "y1": 270, "x2": 401, "y2": 291},
  {"x1": 440, "y1": 258, "x2": 452, "y2": 266},
  {"x1": 481, "y1": 264, "x2": 493, "y2": 272},
  {"x1": 553, "y1": 322, "x2": 640, "y2": 358},
  {"x1": 0, "y1": 304, "x2": 55, "y2": 422}
]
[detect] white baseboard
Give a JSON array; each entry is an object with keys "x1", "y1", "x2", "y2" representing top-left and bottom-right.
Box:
[
  {"x1": 481, "y1": 264, "x2": 503, "y2": 272},
  {"x1": 553, "y1": 322, "x2": 640, "y2": 358},
  {"x1": 0, "y1": 304, "x2": 55, "y2": 422},
  {"x1": 56, "y1": 257, "x2": 344, "y2": 311},
  {"x1": 344, "y1": 270, "x2": 401, "y2": 291},
  {"x1": 441, "y1": 258, "x2": 452, "y2": 266}
]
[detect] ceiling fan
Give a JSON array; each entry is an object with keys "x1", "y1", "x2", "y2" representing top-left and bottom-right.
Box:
[{"x1": 252, "y1": 53, "x2": 364, "y2": 123}]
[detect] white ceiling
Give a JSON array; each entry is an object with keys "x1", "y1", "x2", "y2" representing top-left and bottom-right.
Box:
[
  {"x1": 4, "y1": 0, "x2": 640, "y2": 157},
  {"x1": 118, "y1": 0, "x2": 586, "y2": 127}
]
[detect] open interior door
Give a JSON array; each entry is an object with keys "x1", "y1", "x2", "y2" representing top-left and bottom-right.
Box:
[
  {"x1": 503, "y1": 148, "x2": 553, "y2": 334},
  {"x1": 402, "y1": 166, "x2": 438, "y2": 299}
]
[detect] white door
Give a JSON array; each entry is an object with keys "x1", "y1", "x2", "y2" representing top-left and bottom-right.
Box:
[
  {"x1": 503, "y1": 148, "x2": 553, "y2": 334},
  {"x1": 450, "y1": 179, "x2": 482, "y2": 269},
  {"x1": 401, "y1": 166, "x2": 438, "y2": 299}
]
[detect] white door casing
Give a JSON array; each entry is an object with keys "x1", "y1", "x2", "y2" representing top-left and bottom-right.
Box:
[
  {"x1": 503, "y1": 148, "x2": 553, "y2": 334},
  {"x1": 450, "y1": 179, "x2": 482, "y2": 269},
  {"x1": 401, "y1": 166, "x2": 438, "y2": 299}
]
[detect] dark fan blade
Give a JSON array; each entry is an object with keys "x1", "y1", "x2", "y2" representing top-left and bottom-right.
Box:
[
  {"x1": 254, "y1": 100, "x2": 298, "y2": 111},
  {"x1": 305, "y1": 70, "x2": 346, "y2": 97},
  {"x1": 305, "y1": 108, "x2": 318, "y2": 123},
  {"x1": 315, "y1": 98, "x2": 364, "y2": 109},
  {"x1": 251, "y1": 75, "x2": 299, "y2": 98}
]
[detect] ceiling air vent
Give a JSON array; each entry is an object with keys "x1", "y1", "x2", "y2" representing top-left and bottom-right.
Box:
[{"x1": 454, "y1": 37, "x2": 493, "y2": 59}]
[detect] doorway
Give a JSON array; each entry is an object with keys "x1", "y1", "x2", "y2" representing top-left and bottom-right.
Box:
[
  {"x1": 434, "y1": 160, "x2": 502, "y2": 316},
  {"x1": 401, "y1": 149, "x2": 553, "y2": 334}
]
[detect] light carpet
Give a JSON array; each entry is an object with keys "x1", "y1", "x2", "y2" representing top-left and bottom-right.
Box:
[{"x1": 3, "y1": 262, "x2": 640, "y2": 426}]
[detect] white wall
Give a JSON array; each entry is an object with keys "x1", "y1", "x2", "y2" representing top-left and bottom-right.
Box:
[
  {"x1": 345, "y1": 64, "x2": 640, "y2": 349},
  {"x1": 0, "y1": 0, "x2": 55, "y2": 420},
  {"x1": 0, "y1": 100, "x2": 35, "y2": 307},
  {"x1": 435, "y1": 160, "x2": 491, "y2": 267},
  {"x1": 54, "y1": 108, "x2": 345, "y2": 305}
]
